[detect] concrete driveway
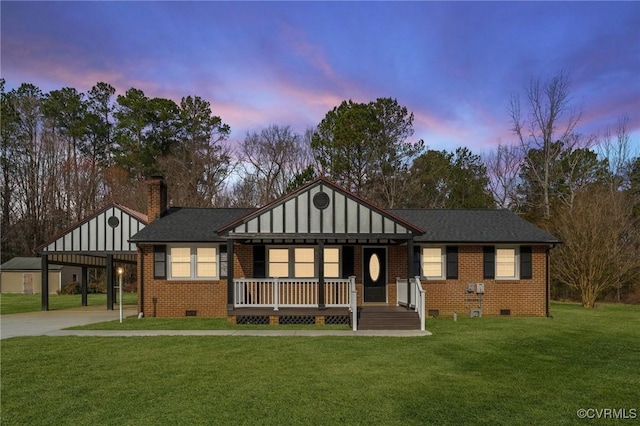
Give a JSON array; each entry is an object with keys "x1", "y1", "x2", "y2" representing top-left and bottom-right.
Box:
[{"x1": 1, "y1": 305, "x2": 138, "y2": 339}]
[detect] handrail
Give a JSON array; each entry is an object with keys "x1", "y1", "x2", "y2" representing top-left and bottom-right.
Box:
[
  {"x1": 413, "y1": 276, "x2": 426, "y2": 331},
  {"x1": 396, "y1": 277, "x2": 408, "y2": 306},
  {"x1": 349, "y1": 276, "x2": 357, "y2": 331}
]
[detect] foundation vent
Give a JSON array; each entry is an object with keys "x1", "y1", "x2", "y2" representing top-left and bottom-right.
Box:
[
  {"x1": 325, "y1": 315, "x2": 350, "y2": 325},
  {"x1": 236, "y1": 315, "x2": 270, "y2": 325},
  {"x1": 279, "y1": 315, "x2": 315, "y2": 325}
]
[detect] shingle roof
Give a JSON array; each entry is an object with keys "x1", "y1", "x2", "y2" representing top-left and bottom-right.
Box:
[
  {"x1": 391, "y1": 209, "x2": 559, "y2": 244},
  {"x1": 129, "y1": 207, "x2": 255, "y2": 242},
  {"x1": 131, "y1": 207, "x2": 558, "y2": 245},
  {"x1": 1, "y1": 257, "x2": 64, "y2": 271}
]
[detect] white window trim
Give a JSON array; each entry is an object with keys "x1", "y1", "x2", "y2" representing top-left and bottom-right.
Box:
[
  {"x1": 495, "y1": 246, "x2": 520, "y2": 280},
  {"x1": 421, "y1": 246, "x2": 446, "y2": 280},
  {"x1": 167, "y1": 245, "x2": 219, "y2": 281},
  {"x1": 266, "y1": 246, "x2": 342, "y2": 279}
]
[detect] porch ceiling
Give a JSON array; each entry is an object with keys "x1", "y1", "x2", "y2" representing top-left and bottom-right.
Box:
[{"x1": 228, "y1": 233, "x2": 413, "y2": 245}]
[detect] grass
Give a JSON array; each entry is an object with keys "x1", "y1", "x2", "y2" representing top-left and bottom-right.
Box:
[
  {"x1": 69, "y1": 317, "x2": 351, "y2": 330},
  {"x1": 0, "y1": 293, "x2": 138, "y2": 315},
  {"x1": 1, "y1": 302, "x2": 638, "y2": 425}
]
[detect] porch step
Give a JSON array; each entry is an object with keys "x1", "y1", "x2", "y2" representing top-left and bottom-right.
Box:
[{"x1": 357, "y1": 307, "x2": 421, "y2": 330}]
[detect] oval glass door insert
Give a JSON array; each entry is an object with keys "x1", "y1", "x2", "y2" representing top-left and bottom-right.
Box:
[{"x1": 369, "y1": 253, "x2": 380, "y2": 282}]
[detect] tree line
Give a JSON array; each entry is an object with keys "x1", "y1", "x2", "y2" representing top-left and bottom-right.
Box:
[{"x1": 2, "y1": 73, "x2": 639, "y2": 306}]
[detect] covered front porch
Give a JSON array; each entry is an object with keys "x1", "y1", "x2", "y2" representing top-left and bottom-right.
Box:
[
  {"x1": 218, "y1": 178, "x2": 427, "y2": 330},
  {"x1": 227, "y1": 276, "x2": 425, "y2": 330}
]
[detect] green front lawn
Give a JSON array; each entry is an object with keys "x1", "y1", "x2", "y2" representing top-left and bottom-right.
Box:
[
  {"x1": 0, "y1": 293, "x2": 138, "y2": 315},
  {"x1": 2, "y1": 303, "x2": 638, "y2": 425},
  {"x1": 70, "y1": 317, "x2": 350, "y2": 330}
]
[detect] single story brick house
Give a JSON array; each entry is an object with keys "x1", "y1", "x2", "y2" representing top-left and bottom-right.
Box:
[{"x1": 130, "y1": 176, "x2": 558, "y2": 328}]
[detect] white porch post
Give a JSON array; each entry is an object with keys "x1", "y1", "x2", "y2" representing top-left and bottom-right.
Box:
[
  {"x1": 273, "y1": 277, "x2": 279, "y2": 311},
  {"x1": 415, "y1": 275, "x2": 426, "y2": 332},
  {"x1": 349, "y1": 275, "x2": 357, "y2": 331}
]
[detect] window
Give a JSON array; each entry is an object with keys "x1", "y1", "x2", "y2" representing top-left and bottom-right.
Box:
[
  {"x1": 422, "y1": 247, "x2": 444, "y2": 279},
  {"x1": 266, "y1": 246, "x2": 342, "y2": 278},
  {"x1": 170, "y1": 247, "x2": 192, "y2": 278},
  {"x1": 324, "y1": 247, "x2": 340, "y2": 278},
  {"x1": 496, "y1": 248, "x2": 517, "y2": 279},
  {"x1": 196, "y1": 247, "x2": 217, "y2": 278},
  {"x1": 268, "y1": 248, "x2": 289, "y2": 278},
  {"x1": 485, "y1": 246, "x2": 530, "y2": 280},
  {"x1": 168, "y1": 246, "x2": 218, "y2": 280},
  {"x1": 294, "y1": 248, "x2": 315, "y2": 278}
]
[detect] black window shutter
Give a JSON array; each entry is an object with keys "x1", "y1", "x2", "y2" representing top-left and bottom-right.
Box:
[
  {"x1": 220, "y1": 245, "x2": 228, "y2": 278},
  {"x1": 413, "y1": 245, "x2": 421, "y2": 277},
  {"x1": 520, "y1": 246, "x2": 532, "y2": 279},
  {"x1": 253, "y1": 245, "x2": 266, "y2": 278},
  {"x1": 153, "y1": 245, "x2": 166, "y2": 279},
  {"x1": 342, "y1": 246, "x2": 355, "y2": 278},
  {"x1": 446, "y1": 246, "x2": 458, "y2": 279},
  {"x1": 483, "y1": 246, "x2": 495, "y2": 279}
]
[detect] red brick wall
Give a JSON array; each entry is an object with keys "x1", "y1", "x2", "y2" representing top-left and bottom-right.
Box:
[
  {"x1": 413, "y1": 245, "x2": 548, "y2": 317},
  {"x1": 137, "y1": 243, "x2": 548, "y2": 318},
  {"x1": 138, "y1": 245, "x2": 227, "y2": 317}
]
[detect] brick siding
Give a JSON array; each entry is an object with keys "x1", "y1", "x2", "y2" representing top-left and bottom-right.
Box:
[{"x1": 137, "y1": 243, "x2": 548, "y2": 318}]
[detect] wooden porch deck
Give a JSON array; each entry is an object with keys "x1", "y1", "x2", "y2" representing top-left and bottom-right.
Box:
[{"x1": 227, "y1": 305, "x2": 420, "y2": 329}]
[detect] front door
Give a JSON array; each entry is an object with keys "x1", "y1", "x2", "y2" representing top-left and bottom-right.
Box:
[{"x1": 363, "y1": 247, "x2": 386, "y2": 303}]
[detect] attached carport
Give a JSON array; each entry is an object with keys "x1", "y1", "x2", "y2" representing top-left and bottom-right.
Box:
[{"x1": 35, "y1": 203, "x2": 147, "y2": 311}]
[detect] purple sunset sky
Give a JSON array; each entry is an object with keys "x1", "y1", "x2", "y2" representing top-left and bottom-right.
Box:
[{"x1": 2, "y1": 1, "x2": 639, "y2": 153}]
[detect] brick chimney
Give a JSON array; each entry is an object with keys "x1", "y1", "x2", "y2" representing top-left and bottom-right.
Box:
[{"x1": 147, "y1": 175, "x2": 167, "y2": 221}]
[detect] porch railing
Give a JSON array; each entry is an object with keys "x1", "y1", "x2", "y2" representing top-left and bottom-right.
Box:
[
  {"x1": 233, "y1": 278, "x2": 351, "y2": 310},
  {"x1": 396, "y1": 276, "x2": 426, "y2": 331}
]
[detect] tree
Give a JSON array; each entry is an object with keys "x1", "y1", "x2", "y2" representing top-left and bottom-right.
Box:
[
  {"x1": 485, "y1": 142, "x2": 522, "y2": 209},
  {"x1": 84, "y1": 82, "x2": 116, "y2": 211},
  {"x1": 159, "y1": 95, "x2": 233, "y2": 207},
  {"x1": 597, "y1": 116, "x2": 636, "y2": 191},
  {"x1": 7, "y1": 83, "x2": 63, "y2": 254},
  {"x1": 85, "y1": 82, "x2": 116, "y2": 166},
  {"x1": 629, "y1": 156, "x2": 640, "y2": 218},
  {"x1": 0, "y1": 79, "x2": 20, "y2": 262},
  {"x1": 517, "y1": 141, "x2": 609, "y2": 221},
  {"x1": 312, "y1": 100, "x2": 377, "y2": 197},
  {"x1": 551, "y1": 185, "x2": 640, "y2": 307},
  {"x1": 405, "y1": 147, "x2": 494, "y2": 208},
  {"x1": 367, "y1": 98, "x2": 423, "y2": 208},
  {"x1": 239, "y1": 124, "x2": 312, "y2": 205},
  {"x1": 42, "y1": 87, "x2": 89, "y2": 221},
  {"x1": 509, "y1": 72, "x2": 584, "y2": 220},
  {"x1": 311, "y1": 98, "x2": 422, "y2": 206},
  {"x1": 113, "y1": 89, "x2": 180, "y2": 179}
]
